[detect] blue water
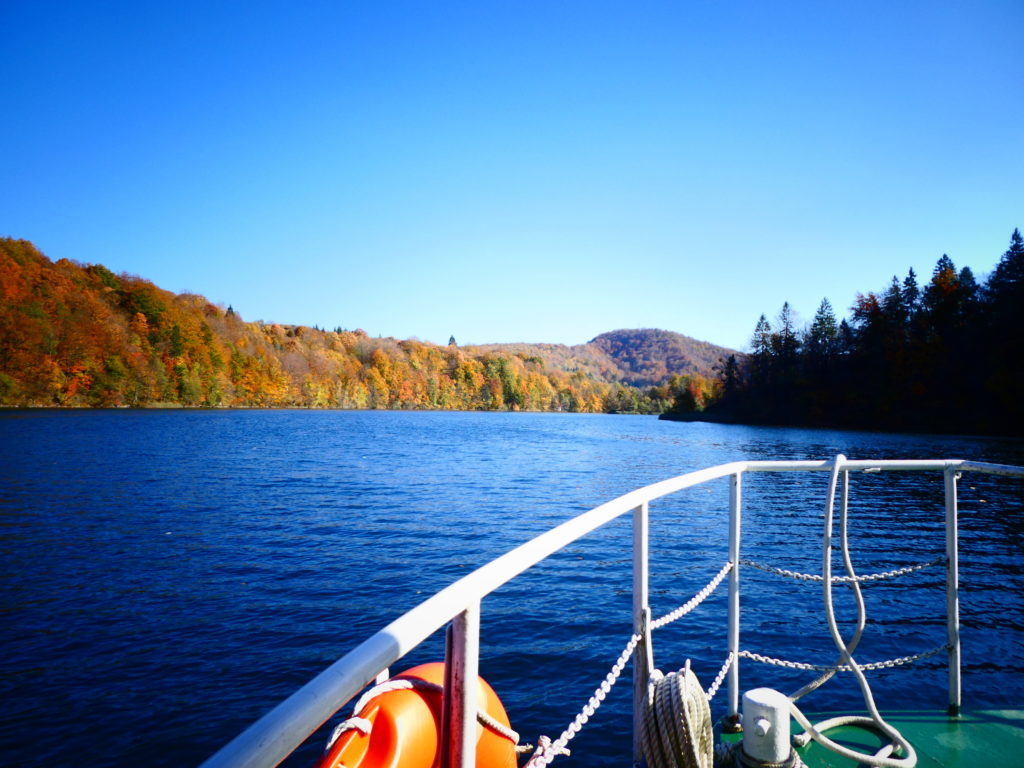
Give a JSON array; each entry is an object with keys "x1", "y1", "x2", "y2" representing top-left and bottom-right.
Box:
[{"x1": 1, "y1": 410, "x2": 1022, "y2": 766}]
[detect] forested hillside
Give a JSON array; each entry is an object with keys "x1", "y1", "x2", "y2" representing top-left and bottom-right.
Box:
[
  {"x1": 666, "y1": 228, "x2": 1024, "y2": 436},
  {"x1": 588, "y1": 329, "x2": 731, "y2": 385},
  {"x1": 0, "y1": 238, "x2": 709, "y2": 412},
  {"x1": 468, "y1": 329, "x2": 734, "y2": 387}
]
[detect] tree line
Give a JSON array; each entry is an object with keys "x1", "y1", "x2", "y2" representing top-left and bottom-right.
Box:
[
  {"x1": 0, "y1": 238, "x2": 688, "y2": 412},
  {"x1": 669, "y1": 229, "x2": 1024, "y2": 435}
]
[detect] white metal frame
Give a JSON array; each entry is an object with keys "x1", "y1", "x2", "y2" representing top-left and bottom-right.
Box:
[{"x1": 201, "y1": 458, "x2": 1023, "y2": 768}]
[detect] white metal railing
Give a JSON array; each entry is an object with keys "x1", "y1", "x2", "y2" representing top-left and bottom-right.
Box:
[{"x1": 200, "y1": 458, "x2": 1024, "y2": 768}]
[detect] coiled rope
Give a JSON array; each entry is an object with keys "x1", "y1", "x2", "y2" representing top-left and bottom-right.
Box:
[{"x1": 640, "y1": 661, "x2": 714, "y2": 768}]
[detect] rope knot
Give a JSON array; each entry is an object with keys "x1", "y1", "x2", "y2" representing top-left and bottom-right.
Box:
[{"x1": 523, "y1": 735, "x2": 571, "y2": 767}]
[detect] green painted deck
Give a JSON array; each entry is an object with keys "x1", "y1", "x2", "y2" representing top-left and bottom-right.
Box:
[{"x1": 720, "y1": 710, "x2": 1024, "y2": 767}]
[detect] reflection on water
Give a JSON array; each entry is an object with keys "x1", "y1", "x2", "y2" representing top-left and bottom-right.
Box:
[{"x1": 0, "y1": 410, "x2": 1021, "y2": 766}]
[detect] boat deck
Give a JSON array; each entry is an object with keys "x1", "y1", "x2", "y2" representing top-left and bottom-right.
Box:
[{"x1": 719, "y1": 709, "x2": 1024, "y2": 767}]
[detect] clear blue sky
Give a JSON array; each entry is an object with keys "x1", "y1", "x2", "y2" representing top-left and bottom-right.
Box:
[{"x1": 3, "y1": 1, "x2": 1021, "y2": 352}]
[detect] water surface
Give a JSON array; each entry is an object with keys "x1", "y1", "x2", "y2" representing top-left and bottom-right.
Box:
[{"x1": 1, "y1": 411, "x2": 1022, "y2": 765}]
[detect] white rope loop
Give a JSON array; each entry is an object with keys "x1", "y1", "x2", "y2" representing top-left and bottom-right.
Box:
[
  {"x1": 324, "y1": 675, "x2": 520, "y2": 754},
  {"x1": 325, "y1": 678, "x2": 436, "y2": 752},
  {"x1": 789, "y1": 706, "x2": 916, "y2": 768},
  {"x1": 791, "y1": 455, "x2": 917, "y2": 768}
]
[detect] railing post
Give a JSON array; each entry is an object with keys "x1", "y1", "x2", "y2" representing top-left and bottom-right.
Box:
[
  {"x1": 728, "y1": 471, "x2": 742, "y2": 724},
  {"x1": 633, "y1": 501, "x2": 652, "y2": 763},
  {"x1": 944, "y1": 467, "x2": 961, "y2": 716},
  {"x1": 442, "y1": 601, "x2": 480, "y2": 768}
]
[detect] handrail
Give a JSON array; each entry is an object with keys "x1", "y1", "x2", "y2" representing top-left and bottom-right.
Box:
[{"x1": 201, "y1": 458, "x2": 1024, "y2": 768}]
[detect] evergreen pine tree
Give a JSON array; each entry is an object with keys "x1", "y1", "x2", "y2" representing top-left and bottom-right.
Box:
[
  {"x1": 882, "y1": 276, "x2": 906, "y2": 326},
  {"x1": 901, "y1": 268, "x2": 920, "y2": 317},
  {"x1": 957, "y1": 266, "x2": 980, "y2": 318},
  {"x1": 987, "y1": 228, "x2": 1024, "y2": 307},
  {"x1": 751, "y1": 314, "x2": 772, "y2": 357},
  {"x1": 749, "y1": 313, "x2": 773, "y2": 389},
  {"x1": 806, "y1": 298, "x2": 839, "y2": 357},
  {"x1": 773, "y1": 302, "x2": 799, "y2": 360},
  {"x1": 983, "y1": 228, "x2": 1024, "y2": 433},
  {"x1": 838, "y1": 319, "x2": 855, "y2": 355},
  {"x1": 923, "y1": 254, "x2": 960, "y2": 333},
  {"x1": 718, "y1": 354, "x2": 741, "y2": 399}
]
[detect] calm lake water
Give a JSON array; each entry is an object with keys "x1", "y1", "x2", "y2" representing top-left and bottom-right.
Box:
[{"x1": 2, "y1": 410, "x2": 1023, "y2": 766}]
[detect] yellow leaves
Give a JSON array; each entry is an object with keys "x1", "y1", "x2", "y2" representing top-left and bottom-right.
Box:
[
  {"x1": 40, "y1": 356, "x2": 65, "y2": 402},
  {"x1": 370, "y1": 348, "x2": 392, "y2": 377},
  {"x1": 302, "y1": 375, "x2": 332, "y2": 408},
  {"x1": 455, "y1": 359, "x2": 485, "y2": 395},
  {"x1": 366, "y1": 367, "x2": 389, "y2": 407},
  {"x1": 487, "y1": 378, "x2": 505, "y2": 410}
]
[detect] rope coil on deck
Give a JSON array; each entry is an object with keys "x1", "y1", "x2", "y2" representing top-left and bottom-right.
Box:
[{"x1": 641, "y1": 662, "x2": 714, "y2": 768}]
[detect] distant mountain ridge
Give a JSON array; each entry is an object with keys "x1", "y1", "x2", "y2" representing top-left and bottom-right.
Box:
[{"x1": 467, "y1": 328, "x2": 737, "y2": 388}]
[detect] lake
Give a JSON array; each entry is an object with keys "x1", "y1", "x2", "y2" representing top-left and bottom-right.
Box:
[{"x1": 2, "y1": 410, "x2": 1023, "y2": 766}]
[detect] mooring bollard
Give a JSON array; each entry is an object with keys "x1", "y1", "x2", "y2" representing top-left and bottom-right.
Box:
[{"x1": 741, "y1": 688, "x2": 794, "y2": 767}]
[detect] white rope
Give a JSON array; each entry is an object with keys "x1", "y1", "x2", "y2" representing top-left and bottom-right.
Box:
[
  {"x1": 740, "y1": 556, "x2": 945, "y2": 584},
  {"x1": 704, "y1": 653, "x2": 734, "y2": 703},
  {"x1": 787, "y1": 455, "x2": 917, "y2": 768},
  {"x1": 789, "y1": 708, "x2": 914, "y2": 768},
  {"x1": 523, "y1": 735, "x2": 570, "y2": 765},
  {"x1": 325, "y1": 716, "x2": 371, "y2": 746},
  {"x1": 325, "y1": 678, "x2": 435, "y2": 751},
  {"x1": 652, "y1": 561, "x2": 733, "y2": 630},
  {"x1": 350, "y1": 678, "x2": 439, "y2": 722},
  {"x1": 324, "y1": 675, "x2": 520, "y2": 753},
  {"x1": 739, "y1": 644, "x2": 949, "y2": 673},
  {"x1": 524, "y1": 633, "x2": 641, "y2": 767}
]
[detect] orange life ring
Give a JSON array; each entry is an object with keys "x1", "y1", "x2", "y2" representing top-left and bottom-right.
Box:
[{"x1": 315, "y1": 662, "x2": 517, "y2": 768}]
